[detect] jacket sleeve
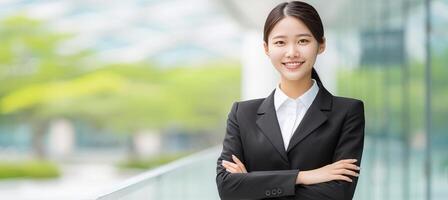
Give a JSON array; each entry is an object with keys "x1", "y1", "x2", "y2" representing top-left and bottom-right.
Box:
[
  {"x1": 297, "y1": 100, "x2": 365, "y2": 200},
  {"x1": 216, "y1": 102, "x2": 299, "y2": 200}
]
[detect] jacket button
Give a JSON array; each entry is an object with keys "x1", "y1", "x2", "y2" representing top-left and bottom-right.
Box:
[
  {"x1": 265, "y1": 190, "x2": 271, "y2": 196},
  {"x1": 271, "y1": 189, "x2": 277, "y2": 195},
  {"x1": 277, "y1": 188, "x2": 282, "y2": 194}
]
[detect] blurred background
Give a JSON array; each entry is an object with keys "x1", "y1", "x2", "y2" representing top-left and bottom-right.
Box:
[{"x1": 0, "y1": 0, "x2": 446, "y2": 199}]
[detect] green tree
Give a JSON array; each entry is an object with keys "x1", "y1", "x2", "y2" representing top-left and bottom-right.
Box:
[
  {"x1": 0, "y1": 15, "x2": 241, "y2": 160},
  {"x1": 0, "y1": 15, "x2": 90, "y2": 158}
]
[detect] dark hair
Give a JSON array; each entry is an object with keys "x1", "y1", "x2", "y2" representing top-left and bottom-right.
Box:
[{"x1": 263, "y1": 1, "x2": 324, "y2": 86}]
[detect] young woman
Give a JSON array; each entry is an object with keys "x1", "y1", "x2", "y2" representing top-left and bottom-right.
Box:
[{"x1": 216, "y1": 1, "x2": 365, "y2": 200}]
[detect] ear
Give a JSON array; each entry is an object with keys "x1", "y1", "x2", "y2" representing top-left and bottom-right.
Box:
[
  {"x1": 263, "y1": 41, "x2": 269, "y2": 56},
  {"x1": 317, "y1": 37, "x2": 326, "y2": 54}
]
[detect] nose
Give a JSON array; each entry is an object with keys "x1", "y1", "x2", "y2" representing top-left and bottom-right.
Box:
[{"x1": 285, "y1": 44, "x2": 299, "y2": 58}]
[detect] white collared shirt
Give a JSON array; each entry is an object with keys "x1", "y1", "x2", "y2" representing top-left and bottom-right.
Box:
[{"x1": 274, "y1": 79, "x2": 319, "y2": 150}]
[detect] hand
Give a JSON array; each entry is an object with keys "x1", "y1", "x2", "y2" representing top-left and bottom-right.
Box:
[
  {"x1": 296, "y1": 159, "x2": 360, "y2": 185},
  {"x1": 222, "y1": 154, "x2": 247, "y2": 173}
]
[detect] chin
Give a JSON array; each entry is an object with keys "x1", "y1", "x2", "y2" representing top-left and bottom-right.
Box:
[
  {"x1": 280, "y1": 71, "x2": 307, "y2": 81},
  {"x1": 282, "y1": 74, "x2": 305, "y2": 81}
]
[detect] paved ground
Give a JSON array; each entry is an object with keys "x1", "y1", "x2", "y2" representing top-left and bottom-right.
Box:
[{"x1": 0, "y1": 163, "x2": 142, "y2": 200}]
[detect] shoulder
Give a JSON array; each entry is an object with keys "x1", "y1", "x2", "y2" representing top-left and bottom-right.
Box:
[
  {"x1": 235, "y1": 98, "x2": 265, "y2": 109},
  {"x1": 332, "y1": 95, "x2": 364, "y2": 116},
  {"x1": 332, "y1": 96, "x2": 364, "y2": 107},
  {"x1": 229, "y1": 98, "x2": 264, "y2": 114}
]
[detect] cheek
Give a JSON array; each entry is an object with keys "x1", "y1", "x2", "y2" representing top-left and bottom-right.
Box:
[
  {"x1": 303, "y1": 45, "x2": 320, "y2": 57},
  {"x1": 268, "y1": 48, "x2": 285, "y2": 62}
]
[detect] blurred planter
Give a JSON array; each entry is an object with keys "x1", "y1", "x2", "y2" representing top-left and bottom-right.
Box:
[
  {"x1": 118, "y1": 152, "x2": 192, "y2": 170},
  {"x1": 0, "y1": 160, "x2": 60, "y2": 179}
]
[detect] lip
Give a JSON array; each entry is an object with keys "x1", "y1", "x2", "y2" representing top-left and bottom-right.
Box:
[{"x1": 282, "y1": 61, "x2": 305, "y2": 70}]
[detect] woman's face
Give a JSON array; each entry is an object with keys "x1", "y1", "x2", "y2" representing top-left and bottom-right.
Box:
[{"x1": 264, "y1": 16, "x2": 325, "y2": 82}]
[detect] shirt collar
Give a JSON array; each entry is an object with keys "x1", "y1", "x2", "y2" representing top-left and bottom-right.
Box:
[{"x1": 274, "y1": 79, "x2": 319, "y2": 111}]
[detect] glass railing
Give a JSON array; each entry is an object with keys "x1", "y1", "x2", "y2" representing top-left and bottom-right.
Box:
[
  {"x1": 97, "y1": 136, "x2": 447, "y2": 200},
  {"x1": 96, "y1": 146, "x2": 221, "y2": 200}
]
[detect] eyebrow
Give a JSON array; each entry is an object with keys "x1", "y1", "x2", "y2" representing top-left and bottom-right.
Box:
[{"x1": 271, "y1": 34, "x2": 313, "y2": 39}]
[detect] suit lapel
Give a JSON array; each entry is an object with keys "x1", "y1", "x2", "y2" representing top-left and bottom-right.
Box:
[
  {"x1": 286, "y1": 83, "x2": 333, "y2": 152},
  {"x1": 256, "y1": 91, "x2": 289, "y2": 163}
]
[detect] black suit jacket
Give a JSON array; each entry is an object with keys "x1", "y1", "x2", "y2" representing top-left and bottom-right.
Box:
[{"x1": 216, "y1": 83, "x2": 365, "y2": 200}]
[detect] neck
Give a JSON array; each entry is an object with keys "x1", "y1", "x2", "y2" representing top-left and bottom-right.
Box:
[{"x1": 279, "y1": 77, "x2": 313, "y2": 99}]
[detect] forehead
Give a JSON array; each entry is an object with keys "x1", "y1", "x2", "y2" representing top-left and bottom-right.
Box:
[{"x1": 269, "y1": 16, "x2": 312, "y2": 38}]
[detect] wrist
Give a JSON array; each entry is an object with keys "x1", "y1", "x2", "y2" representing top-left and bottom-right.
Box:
[{"x1": 296, "y1": 170, "x2": 308, "y2": 185}]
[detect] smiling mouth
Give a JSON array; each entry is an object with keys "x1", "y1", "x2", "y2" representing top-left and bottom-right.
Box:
[{"x1": 282, "y1": 61, "x2": 305, "y2": 69}]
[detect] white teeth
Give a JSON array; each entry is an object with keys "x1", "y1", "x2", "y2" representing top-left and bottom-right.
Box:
[
  {"x1": 283, "y1": 62, "x2": 304, "y2": 70},
  {"x1": 283, "y1": 62, "x2": 303, "y2": 66}
]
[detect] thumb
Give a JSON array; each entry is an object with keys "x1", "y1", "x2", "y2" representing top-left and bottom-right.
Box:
[{"x1": 232, "y1": 155, "x2": 247, "y2": 173}]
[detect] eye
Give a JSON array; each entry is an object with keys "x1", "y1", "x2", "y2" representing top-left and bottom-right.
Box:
[
  {"x1": 298, "y1": 39, "x2": 309, "y2": 45},
  {"x1": 273, "y1": 41, "x2": 285, "y2": 45}
]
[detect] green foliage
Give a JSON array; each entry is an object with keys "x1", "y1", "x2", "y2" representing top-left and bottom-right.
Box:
[
  {"x1": 1, "y1": 71, "x2": 125, "y2": 114},
  {"x1": 0, "y1": 15, "x2": 241, "y2": 135},
  {"x1": 0, "y1": 62, "x2": 240, "y2": 132},
  {"x1": 0, "y1": 160, "x2": 60, "y2": 179},
  {"x1": 0, "y1": 15, "x2": 87, "y2": 95},
  {"x1": 118, "y1": 152, "x2": 192, "y2": 169},
  {"x1": 337, "y1": 54, "x2": 448, "y2": 136}
]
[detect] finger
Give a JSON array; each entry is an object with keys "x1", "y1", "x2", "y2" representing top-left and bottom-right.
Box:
[
  {"x1": 223, "y1": 160, "x2": 240, "y2": 170},
  {"x1": 222, "y1": 161, "x2": 242, "y2": 173},
  {"x1": 221, "y1": 161, "x2": 229, "y2": 169},
  {"x1": 222, "y1": 161, "x2": 234, "y2": 170},
  {"x1": 225, "y1": 167, "x2": 237, "y2": 173},
  {"x1": 222, "y1": 162, "x2": 238, "y2": 173},
  {"x1": 333, "y1": 160, "x2": 352, "y2": 167},
  {"x1": 232, "y1": 155, "x2": 247, "y2": 173},
  {"x1": 334, "y1": 163, "x2": 344, "y2": 169},
  {"x1": 334, "y1": 160, "x2": 345, "y2": 164},
  {"x1": 343, "y1": 163, "x2": 361, "y2": 171},
  {"x1": 334, "y1": 162, "x2": 360, "y2": 170},
  {"x1": 221, "y1": 160, "x2": 229, "y2": 167},
  {"x1": 339, "y1": 159, "x2": 357, "y2": 164},
  {"x1": 232, "y1": 156, "x2": 247, "y2": 173},
  {"x1": 333, "y1": 175, "x2": 353, "y2": 182},
  {"x1": 334, "y1": 169, "x2": 359, "y2": 177}
]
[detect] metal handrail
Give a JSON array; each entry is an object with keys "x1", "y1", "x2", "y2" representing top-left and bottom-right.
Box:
[{"x1": 96, "y1": 146, "x2": 221, "y2": 200}]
